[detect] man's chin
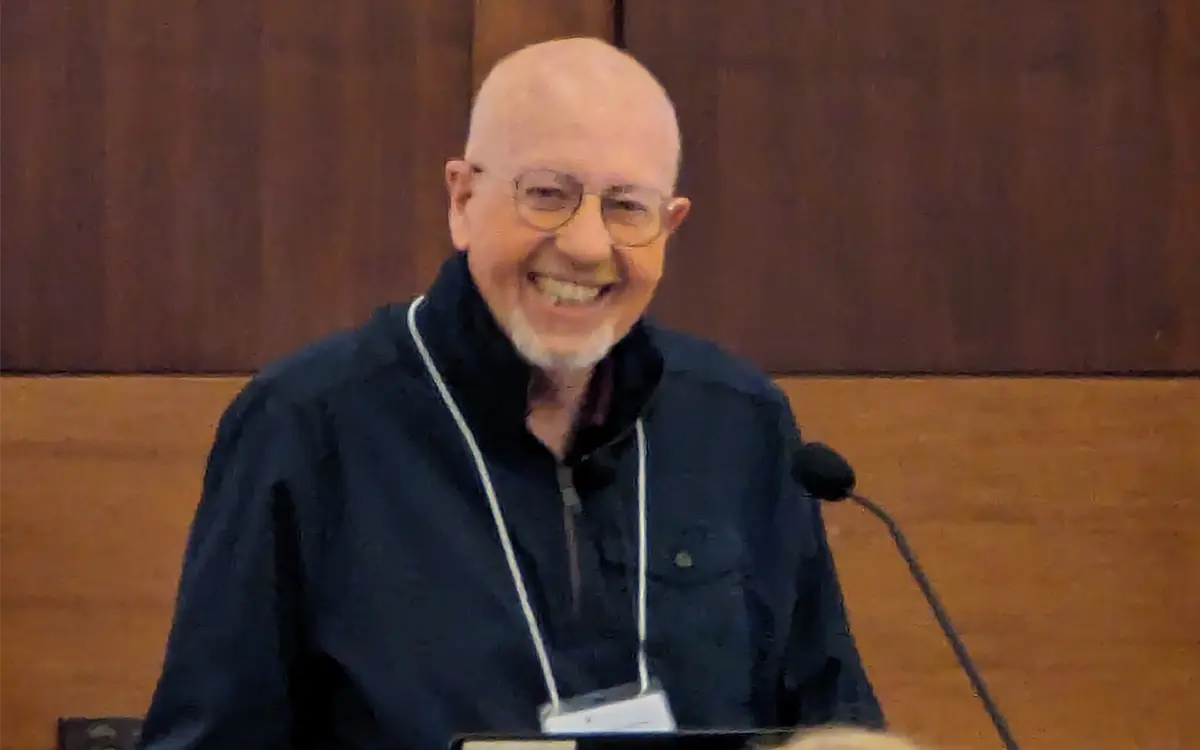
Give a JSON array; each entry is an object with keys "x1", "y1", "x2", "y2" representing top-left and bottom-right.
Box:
[
  {"x1": 511, "y1": 333, "x2": 612, "y2": 373},
  {"x1": 504, "y1": 308, "x2": 618, "y2": 372},
  {"x1": 519, "y1": 343, "x2": 610, "y2": 373}
]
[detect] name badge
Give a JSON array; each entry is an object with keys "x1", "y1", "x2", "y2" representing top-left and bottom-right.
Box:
[{"x1": 539, "y1": 680, "x2": 676, "y2": 735}]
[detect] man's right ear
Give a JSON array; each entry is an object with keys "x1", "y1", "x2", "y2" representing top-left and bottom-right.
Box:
[{"x1": 445, "y1": 159, "x2": 475, "y2": 250}]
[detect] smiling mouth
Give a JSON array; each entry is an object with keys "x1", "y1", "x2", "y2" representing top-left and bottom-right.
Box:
[{"x1": 528, "y1": 273, "x2": 616, "y2": 305}]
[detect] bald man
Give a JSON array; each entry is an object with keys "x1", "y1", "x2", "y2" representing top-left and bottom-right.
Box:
[{"x1": 138, "y1": 38, "x2": 883, "y2": 750}]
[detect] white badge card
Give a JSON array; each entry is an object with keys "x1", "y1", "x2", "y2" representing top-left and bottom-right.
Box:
[{"x1": 539, "y1": 680, "x2": 676, "y2": 735}]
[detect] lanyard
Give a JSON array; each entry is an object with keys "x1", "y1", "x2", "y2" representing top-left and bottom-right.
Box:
[{"x1": 406, "y1": 295, "x2": 650, "y2": 712}]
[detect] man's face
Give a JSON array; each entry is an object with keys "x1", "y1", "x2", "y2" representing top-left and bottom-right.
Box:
[{"x1": 445, "y1": 109, "x2": 689, "y2": 373}]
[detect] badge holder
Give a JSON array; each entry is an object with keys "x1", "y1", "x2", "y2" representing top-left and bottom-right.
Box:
[{"x1": 539, "y1": 679, "x2": 676, "y2": 735}]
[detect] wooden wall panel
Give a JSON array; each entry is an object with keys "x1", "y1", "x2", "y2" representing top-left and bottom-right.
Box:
[
  {"x1": 626, "y1": 0, "x2": 1200, "y2": 374},
  {"x1": 471, "y1": 0, "x2": 614, "y2": 88},
  {"x1": 2, "y1": 375, "x2": 1197, "y2": 750},
  {"x1": 0, "y1": 0, "x2": 614, "y2": 374},
  {"x1": 785, "y1": 377, "x2": 1200, "y2": 749}
]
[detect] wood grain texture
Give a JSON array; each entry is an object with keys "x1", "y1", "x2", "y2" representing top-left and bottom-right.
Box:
[
  {"x1": 2, "y1": 0, "x2": 475, "y2": 372},
  {"x1": 2, "y1": 375, "x2": 1197, "y2": 750},
  {"x1": 626, "y1": 0, "x2": 1200, "y2": 374},
  {"x1": 471, "y1": 0, "x2": 613, "y2": 88},
  {"x1": 0, "y1": 0, "x2": 611, "y2": 374},
  {"x1": 783, "y1": 377, "x2": 1200, "y2": 749}
]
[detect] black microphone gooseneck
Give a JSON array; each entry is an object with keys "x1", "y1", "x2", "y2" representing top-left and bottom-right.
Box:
[{"x1": 793, "y1": 442, "x2": 1021, "y2": 750}]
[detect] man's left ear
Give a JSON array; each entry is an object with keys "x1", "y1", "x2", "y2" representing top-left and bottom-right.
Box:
[{"x1": 663, "y1": 197, "x2": 691, "y2": 234}]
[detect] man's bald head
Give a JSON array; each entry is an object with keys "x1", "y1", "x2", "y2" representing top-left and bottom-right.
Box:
[
  {"x1": 465, "y1": 37, "x2": 681, "y2": 191},
  {"x1": 445, "y1": 39, "x2": 691, "y2": 376}
]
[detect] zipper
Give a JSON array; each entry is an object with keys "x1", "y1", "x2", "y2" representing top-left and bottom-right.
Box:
[
  {"x1": 556, "y1": 464, "x2": 584, "y2": 617},
  {"x1": 552, "y1": 382, "x2": 660, "y2": 619}
]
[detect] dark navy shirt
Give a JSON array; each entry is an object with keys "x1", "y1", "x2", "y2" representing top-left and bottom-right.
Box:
[{"x1": 138, "y1": 252, "x2": 883, "y2": 750}]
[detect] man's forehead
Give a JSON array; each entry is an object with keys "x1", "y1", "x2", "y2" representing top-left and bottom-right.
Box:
[
  {"x1": 466, "y1": 38, "x2": 680, "y2": 191},
  {"x1": 501, "y1": 116, "x2": 677, "y2": 191}
]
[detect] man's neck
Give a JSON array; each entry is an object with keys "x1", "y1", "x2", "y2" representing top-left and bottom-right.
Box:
[
  {"x1": 526, "y1": 367, "x2": 594, "y2": 458},
  {"x1": 531, "y1": 367, "x2": 592, "y2": 410}
]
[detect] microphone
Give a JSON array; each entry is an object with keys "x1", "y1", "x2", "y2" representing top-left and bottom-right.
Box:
[{"x1": 793, "y1": 442, "x2": 1021, "y2": 750}]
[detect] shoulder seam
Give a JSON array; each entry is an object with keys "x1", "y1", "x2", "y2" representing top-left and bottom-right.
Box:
[
  {"x1": 660, "y1": 365, "x2": 785, "y2": 410},
  {"x1": 250, "y1": 306, "x2": 414, "y2": 408}
]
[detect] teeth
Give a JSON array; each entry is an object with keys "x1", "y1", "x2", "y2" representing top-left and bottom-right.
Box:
[{"x1": 532, "y1": 275, "x2": 603, "y2": 303}]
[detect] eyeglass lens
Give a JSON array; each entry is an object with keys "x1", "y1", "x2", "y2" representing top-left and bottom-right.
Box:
[{"x1": 513, "y1": 169, "x2": 665, "y2": 247}]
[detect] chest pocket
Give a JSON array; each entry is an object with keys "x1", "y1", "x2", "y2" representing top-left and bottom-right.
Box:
[
  {"x1": 598, "y1": 518, "x2": 753, "y2": 725},
  {"x1": 648, "y1": 521, "x2": 746, "y2": 585},
  {"x1": 598, "y1": 520, "x2": 749, "y2": 649}
]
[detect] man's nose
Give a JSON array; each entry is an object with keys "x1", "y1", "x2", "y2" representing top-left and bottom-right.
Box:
[{"x1": 555, "y1": 195, "x2": 613, "y2": 264}]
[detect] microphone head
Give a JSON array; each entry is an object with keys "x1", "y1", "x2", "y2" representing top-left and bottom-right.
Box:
[{"x1": 793, "y1": 442, "x2": 857, "y2": 501}]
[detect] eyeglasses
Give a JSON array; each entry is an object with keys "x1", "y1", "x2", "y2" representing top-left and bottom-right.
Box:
[{"x1": 472, "y1": 164, "x2": 671, "y2": 249}]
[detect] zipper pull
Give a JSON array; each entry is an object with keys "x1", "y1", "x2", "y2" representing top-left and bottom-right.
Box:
[{"x1": 558, "y1": 464, "x2": 583, "y2": 515}]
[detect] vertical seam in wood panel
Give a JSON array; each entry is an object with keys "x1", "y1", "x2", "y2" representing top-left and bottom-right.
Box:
[
  {"x1": 612, "y1": 0, "x2": 625, "y2": 49},
  {"x1": 468, "y1": 0, "x2": 479, "y2": 93}
]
